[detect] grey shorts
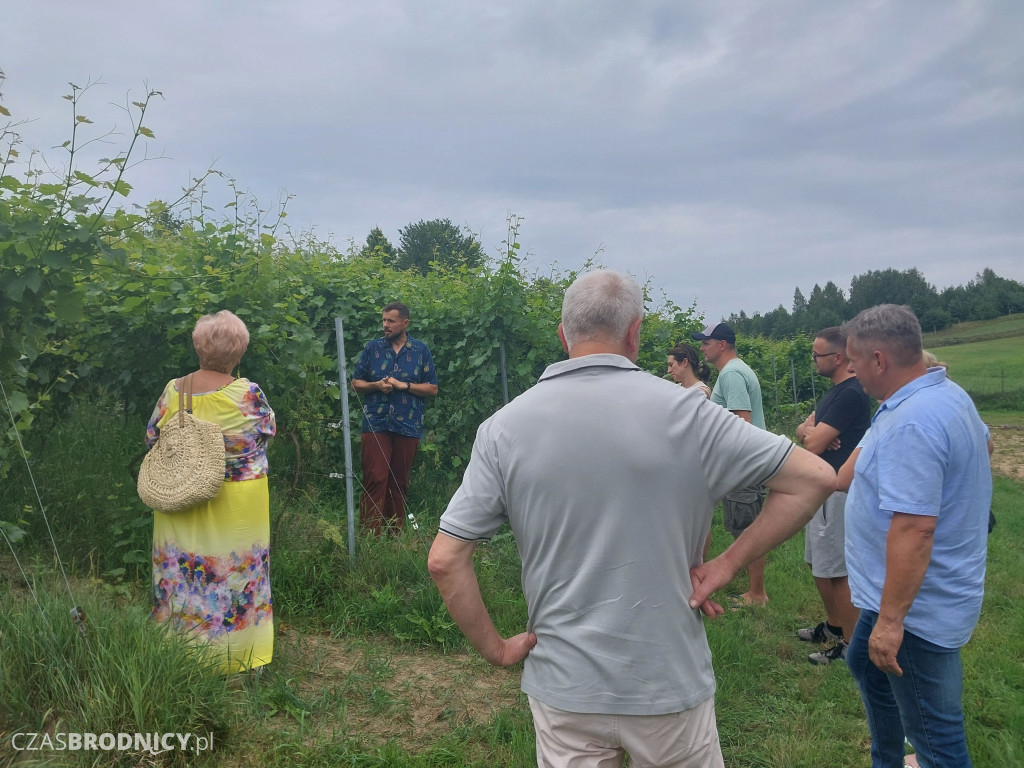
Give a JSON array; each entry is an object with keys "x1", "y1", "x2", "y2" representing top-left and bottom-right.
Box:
[
  {"x1": 723, "y1": 485, "x2": 767, "y2": 538},
  {"x1": 804, "y1": 491, "x2": 848, "y2": 578}
]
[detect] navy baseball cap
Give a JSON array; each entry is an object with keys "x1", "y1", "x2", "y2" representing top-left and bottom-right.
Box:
[{"x1": 691, "y1": 323, "x2": 736, "y2": 345}]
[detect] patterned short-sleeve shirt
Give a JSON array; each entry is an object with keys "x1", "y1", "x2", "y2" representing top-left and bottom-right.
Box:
[{"x1": 353, "y1": 334, "x2": 438, "y2": 438}]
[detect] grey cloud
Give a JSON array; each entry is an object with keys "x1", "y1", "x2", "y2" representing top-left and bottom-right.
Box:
[{"x1": 2, "y1": 0, "x2": 1022, "y2": 323}]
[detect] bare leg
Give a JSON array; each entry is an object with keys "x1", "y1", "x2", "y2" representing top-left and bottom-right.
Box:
[
  {"x1": 739, "y1": 556, "x2": 768, "y2": 605},
  {"x1": 815, "y1": 574, "x2": 858, "y2": 641}
]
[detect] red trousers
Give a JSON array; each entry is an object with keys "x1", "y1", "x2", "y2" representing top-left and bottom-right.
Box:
[{"x1": 360, "y1": 432, "x2": 419, "y2": 535}]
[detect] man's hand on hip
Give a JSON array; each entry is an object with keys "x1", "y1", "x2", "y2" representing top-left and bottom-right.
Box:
[
  {"x1": 492, "y1": 632, "x2": 539, "y2": 666},
  {"x1": 688, "y1": 554, "x2": 739, "y2": 614}
]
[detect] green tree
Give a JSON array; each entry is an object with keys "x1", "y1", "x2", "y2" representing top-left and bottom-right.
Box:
[
  {"x1": 805, "y1": 281, "x2": 846, "y2": 332},
  {"x1": 359, "y1": 226, "x2": 396, "y2": 264},
  {"x1": 395, "y1": 218, "x2": 483, "y2": 275},
  {"x1": 919, "y1": 307, "x2": 953, "y2": 332},
  {"x1": 792, "y1": 287, "x2": 807, "y2": 316},
  {"x1": 940, "y1": 284, "x2": 973, "y2": 323},
  {"x1": 971, "y1": 268, "x2": 1024, "y2": 316},
  {"x1": 847, "y1": 268, "x2": 937, "y2": 316}
]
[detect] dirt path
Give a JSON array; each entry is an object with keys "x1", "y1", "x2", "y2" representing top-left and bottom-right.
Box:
[
  {"x1": 988, "y1": 423, "x2": 1024, "y2": 484},
  {"x1": 265, "y1": 629, "x2": 525, "y2": 752}
]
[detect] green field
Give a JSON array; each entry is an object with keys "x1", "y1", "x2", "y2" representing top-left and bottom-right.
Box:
[
  {"x1": 928, "y1": 333, "x2": 1024, "y2": 396},
  {"x1": 923, "y1": 313, "x2": 1024, "y2": 399},
  {"x1": 923, "y1": 312, "x2": 1024, "y2": 346}
]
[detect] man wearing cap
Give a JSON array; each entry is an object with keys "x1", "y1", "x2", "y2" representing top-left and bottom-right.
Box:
[{"x1": 693, "y1": 322, "x2": 771, "y2": 606}]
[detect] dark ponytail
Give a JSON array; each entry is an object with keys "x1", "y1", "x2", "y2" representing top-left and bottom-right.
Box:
[{"x1": 668, "y1": 343, "x2": 710, "y2": 383}]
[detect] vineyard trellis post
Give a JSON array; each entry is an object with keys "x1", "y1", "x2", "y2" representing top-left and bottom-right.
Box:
[
  {"x1": 499, "y1": 340, "x2": 510, "y2": 405},
  {"x1": 809, "y1": 358, "x2": 817, "y2": 410},
  {"x1": 790, "y1": 356, "x2": 798, "y2": 406},
  {"x1": 771, "y1": 356, "x2": 780, "y2": 411},
  {"x1": 334, "y1": 317, "x2": 357, "y2": 561}
]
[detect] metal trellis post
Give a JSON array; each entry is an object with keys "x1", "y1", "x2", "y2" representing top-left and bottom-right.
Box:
[
  {"x1": 790, "y1": 356, "x2": 798, "y2": 406},
  {"x1": 335, "y1": 317, "x2": 357, "y2": 561},
  {"x1": 499, "y1": 340, "x2": 510, "y2": 405}
]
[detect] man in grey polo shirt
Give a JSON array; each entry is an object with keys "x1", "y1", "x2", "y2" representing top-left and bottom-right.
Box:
[{"x1": 428, "y1": 270, "x2": 834, "y2": 767}]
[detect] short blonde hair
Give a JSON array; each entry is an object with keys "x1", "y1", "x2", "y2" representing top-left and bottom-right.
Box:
[
  {"x1": 922, "y1": 350, "x2": 948, "y2": 369},
  {"x1": 192, "y1": 310, "x2": 250, "y2": 373}
]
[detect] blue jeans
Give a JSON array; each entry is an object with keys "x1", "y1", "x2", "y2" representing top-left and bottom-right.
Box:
[{"x1": 847, "y1": 610, "x2": 971, "y2": 768}]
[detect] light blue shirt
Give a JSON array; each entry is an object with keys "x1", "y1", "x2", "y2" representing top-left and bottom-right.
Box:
[{"x1": 846, "y1": 368, "x2": 991, "y2": 648}]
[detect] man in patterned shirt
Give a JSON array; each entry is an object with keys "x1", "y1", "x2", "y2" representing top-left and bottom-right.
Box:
[{"x1": 352, "y1": 302, "x2": 438, "y2": 534}]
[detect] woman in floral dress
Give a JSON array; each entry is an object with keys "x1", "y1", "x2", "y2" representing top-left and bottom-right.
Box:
[{"x1": 144, "y1": 310, "x2": 276, "y2": 673}]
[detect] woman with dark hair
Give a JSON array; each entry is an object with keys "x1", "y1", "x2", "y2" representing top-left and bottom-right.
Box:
[
  {"x1": 667, "y1": 343, "x2": 712, "y2": 399},
  {"x1": 144, "y1": 310, "x2": 276, "y2": 673}
]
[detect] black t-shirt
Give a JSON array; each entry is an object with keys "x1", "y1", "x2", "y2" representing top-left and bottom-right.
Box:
[{"x1": 814, "y1": 376, "x2": 872, "y2": 471}]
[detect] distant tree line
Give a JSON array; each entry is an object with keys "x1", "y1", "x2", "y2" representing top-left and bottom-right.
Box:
[
  {"x1": 358, "y1": 219, "x2": 483, "y2": 275},
  {"x1": 728, "y1": 268, "x2": 1024, "y2": 339}
]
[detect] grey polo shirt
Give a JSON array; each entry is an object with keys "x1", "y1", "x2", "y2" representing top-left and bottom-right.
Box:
[{"x1": 440, "y1": 354, "x2": 793, "y2": 715}]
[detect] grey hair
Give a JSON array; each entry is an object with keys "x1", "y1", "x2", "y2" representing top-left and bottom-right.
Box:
[
  {"x1": 841, "y1": 304, "x2": 923, "y2": 367},
  {"x1": 561, "y1": 270, "x2": 644, "y2": 349}
]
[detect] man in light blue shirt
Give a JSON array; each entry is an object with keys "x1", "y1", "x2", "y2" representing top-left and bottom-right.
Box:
[{"x1": 843, "y1": 304, "x2": 992, "y2": 768}]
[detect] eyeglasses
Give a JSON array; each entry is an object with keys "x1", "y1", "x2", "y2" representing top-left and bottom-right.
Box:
[{"x1": 811, "y1": 351, "x2": 842, "y2": 361}]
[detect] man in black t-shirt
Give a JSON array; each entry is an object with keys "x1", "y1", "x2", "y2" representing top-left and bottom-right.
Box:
[{"x1": 794, "y1": 326, "x2": 872, "y2": 665}]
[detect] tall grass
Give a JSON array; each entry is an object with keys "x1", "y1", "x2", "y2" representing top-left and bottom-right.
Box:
[
  {"x1": 269, "y1": 491, "x2": 526, "y2": 648},
  {"x1": 0, "y1": 394, "x2": 156, "y2": 587},
  {"x1": 0, "y1": 581, "x2": 234, "y2": 767}
]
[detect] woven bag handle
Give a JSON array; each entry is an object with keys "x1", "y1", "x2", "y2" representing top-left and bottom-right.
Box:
[{"x1": 177, "y1": 374, "x2": 195, "y2": 428}]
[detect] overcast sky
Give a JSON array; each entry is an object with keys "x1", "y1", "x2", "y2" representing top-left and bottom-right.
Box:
[{"x1": 5, "y1": 1, "x2": 1023, "y2": 322}]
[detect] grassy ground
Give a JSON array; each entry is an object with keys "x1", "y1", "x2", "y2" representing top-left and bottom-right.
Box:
[
  {"x1": 980, "y1": 410, "x2": 1024, "y2": 427},
  {"x1": 3, "y1": 471, "x2": 1022, "y2": 767}
]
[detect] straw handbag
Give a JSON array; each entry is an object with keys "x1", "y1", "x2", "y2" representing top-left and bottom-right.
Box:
[{"x1": 138, "y1": 374, "x2": 226, "y2": 513}]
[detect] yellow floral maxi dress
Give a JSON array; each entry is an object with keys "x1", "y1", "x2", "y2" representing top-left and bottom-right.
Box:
[{"x1": 145, "y1": 378, "x2": 276, "y2": 673}]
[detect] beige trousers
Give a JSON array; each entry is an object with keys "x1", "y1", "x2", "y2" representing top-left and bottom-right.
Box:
[{"x1": 527, "y1": 695, "x2": 725, "y2": 768}]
